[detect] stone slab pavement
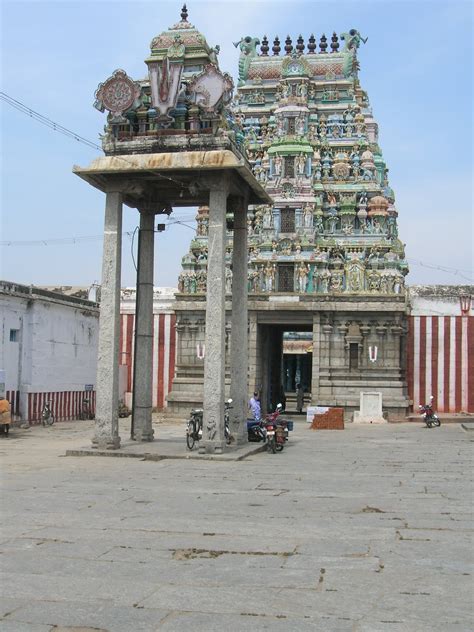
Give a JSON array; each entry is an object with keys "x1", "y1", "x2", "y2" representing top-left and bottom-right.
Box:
[{"x1": 0, "y1": 419, "x2": 473, "y2": 631}]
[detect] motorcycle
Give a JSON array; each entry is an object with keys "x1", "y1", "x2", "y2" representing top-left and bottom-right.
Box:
[
  {"x1": 247, "y1": 403, "x2": 292, "y2": 452},
  {"x1": 247, "y1": 416, "x2": 266, "y2": 443},
  {"x1": 264, "y1": 404, "x2": 290, "y2": 453},
  {"x1": 419, "y1": 396, "x2": 441, "y2": 428},
  {"x1": 186, "y1": 399, "x2": 232, "y2": 450}
]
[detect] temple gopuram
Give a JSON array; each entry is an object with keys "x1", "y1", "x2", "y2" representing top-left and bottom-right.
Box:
[{"x1": 163, "y1": 24, "x2": 410, "y2": 419}]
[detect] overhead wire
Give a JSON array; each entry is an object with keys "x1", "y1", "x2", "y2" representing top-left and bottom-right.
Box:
[
  {"x1": 0, "y1": 91, "x2": 195, "y2": 191},
  {"x1": 2, "y1": 93, "x2": 471, "y2": 283}
]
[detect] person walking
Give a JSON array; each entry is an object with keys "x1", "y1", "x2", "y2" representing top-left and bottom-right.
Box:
[{"x1": 296, "y1": 383, "x2": 304, "y2": 414}]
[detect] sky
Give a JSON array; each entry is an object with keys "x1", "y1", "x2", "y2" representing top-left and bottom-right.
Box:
[{"x1": 1, "y1": 0, "x2": 473, "y2": 289}]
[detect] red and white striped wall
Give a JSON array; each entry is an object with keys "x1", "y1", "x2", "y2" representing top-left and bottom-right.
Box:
[
  {"x1": 407, "y1": 316, "x2": 474, "y2": 413},
  {"x1": 27, "y1": 390, "x2": 96, "y2": 424},
  {"x1": 6, "y1": 390, "x2": 20, "y2": 417},
  {"x1": 119, "y1": 313, "x2": 177, "y2": 409}
]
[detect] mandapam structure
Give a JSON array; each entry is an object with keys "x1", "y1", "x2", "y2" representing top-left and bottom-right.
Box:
[
  {"x1": 169, "y1": 28, "x2": 410, "y2": 419},
  {"x1": 76, "y1": 6, "x2": 271, "y2": 450}
]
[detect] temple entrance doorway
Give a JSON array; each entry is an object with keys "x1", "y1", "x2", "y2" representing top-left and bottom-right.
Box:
[{"x1": 257, "y1": 323, "x2": 313, "y2": 414}]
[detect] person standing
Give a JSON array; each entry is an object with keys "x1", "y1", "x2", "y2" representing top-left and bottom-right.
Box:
[
  {"x1": 296, "y1": 383, "x2": 304, "y2": 414},
  {"x1": 248, "y1": 391, "x2": 261, "y2": 421},
  {"x1": 0, "y1": 397, "x2": 11, "y2": 437}
]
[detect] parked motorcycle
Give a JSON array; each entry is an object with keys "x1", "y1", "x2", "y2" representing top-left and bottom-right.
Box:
[
  {"x1": 264, "y1": 404, "x2": 290, "y2": 453},
  {"x1": 247, "y1": 403, "x2": 292, "y2": 452},
  {"x1": 419, "y1": 396, "x2": 441, "y2": 428},
  {"x1": 247, "y1": 417, "x2": 266, "y2": 443}
]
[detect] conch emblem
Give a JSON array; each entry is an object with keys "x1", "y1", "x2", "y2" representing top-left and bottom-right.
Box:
[{"x1": 187, "y1": 65, "x2": 234, "y2": 114}]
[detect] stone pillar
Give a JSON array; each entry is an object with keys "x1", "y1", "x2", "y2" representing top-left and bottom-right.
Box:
[
  {"x1": 201, "y1": 180, "x2": 229, "y2": 453},
  {"x1": 93, "y1": 190, "x2": 123, "y2": 450},
  {"x1": 230, "y1": 198, "x2": 249, "y2": 444},
  {"x1": 311, "y1": 313, "x2": 321, "y2": 404},
  {"x1": 132, "y1": 211, "x2": 155, "y2": 442}
]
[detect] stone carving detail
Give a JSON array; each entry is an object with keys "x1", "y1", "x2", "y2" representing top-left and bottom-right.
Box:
[{"x1": 171, "y1": 24, "x2": 406, "y2": 298}]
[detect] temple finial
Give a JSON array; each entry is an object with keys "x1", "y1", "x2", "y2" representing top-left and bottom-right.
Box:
[{"x1": 181, "y1": 4, "x2": 188, "y2": 21}]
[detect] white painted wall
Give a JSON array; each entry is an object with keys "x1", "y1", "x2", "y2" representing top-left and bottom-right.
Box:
[
  {"x1": 0, "y1": 294, "x2": 28, "y2": 392},
  {"x1": 0, "y1": 285, "x2": 99, "y2": 418},
  {"x1": 28, "y1": 300, "x2": 99, "y2": 392},
  {"x1": 408, "y1": 285, "x2": 473, "y2": 317}
]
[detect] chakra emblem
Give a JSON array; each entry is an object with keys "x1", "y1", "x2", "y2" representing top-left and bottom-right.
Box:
[{"x1": 94, "y1": 69, "x2": 141, "y2": 118}]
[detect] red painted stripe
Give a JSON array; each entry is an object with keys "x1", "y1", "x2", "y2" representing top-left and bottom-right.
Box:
[
  {"x1": 419, "y1": 317, "x2": 426, "y2": 408},
  {"x1": 119, "y1": 314, "x2": 124, "y2": 364},
  {"x1": 455, "y1": 317, "x2": 463, "y2": 412},
  {"x1": 468, "y1": 317, "x2": 474, "y2": 412},
  {"x1": 444, "y1": 318, "x2": 451, "y2": 413},
  {"x1": 431, "y1": 317, "x2": 439, "y2": 411},
  {"x1": 168, "y1": 314, "x2": 177, "y2": 394},
  {"x1": 126, "y1": 315, "x2": 134, "y2": 391},
  {"x1": 407, "y1": 317, "x2": 414, "y2": 410},
  {"x1": 157, "y1": 314, "x2": 165, "y2": 409}
]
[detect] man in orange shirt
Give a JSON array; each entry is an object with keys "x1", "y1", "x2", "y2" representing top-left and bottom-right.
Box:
[{"x1": 0, "y1": 397, "x2": 11, "y2": 437}]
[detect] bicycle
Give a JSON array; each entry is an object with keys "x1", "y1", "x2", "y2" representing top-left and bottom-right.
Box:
[
  {"x1": 41, "y1": 401, "x2": 54, "y2": 426},
  {"x1": 186, "y1": 408, "x2": 203, "y2": 450},
  {"x1": 185, "y1": 399, "x2": 233, "y2": 450}
]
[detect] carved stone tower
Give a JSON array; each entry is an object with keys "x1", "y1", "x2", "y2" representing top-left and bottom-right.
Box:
[{"x1": 168, "y1": 29, "x2": 410, "y2": 420}]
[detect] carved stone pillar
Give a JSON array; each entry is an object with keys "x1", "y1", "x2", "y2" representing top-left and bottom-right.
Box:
[
  {"x1": 201, "y1": 179, "x2": 229, "y2": 453},
  {"x1": 132, "y1": 211, "x2": 155, "y2": 442},
  {"x1": 310, "y1": 313, "x2": 321, "y2": 405},
  {"x1": 93, "y1": 190, "x2": 123, "y2": 450},
  {"x1": 230, "y1": 197, "x2": 249, "y2": 444}
]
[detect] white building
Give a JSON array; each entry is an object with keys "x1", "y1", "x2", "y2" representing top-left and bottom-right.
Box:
[{"x1": 0, "y1": 281, "x2": 99, "y2": 422}]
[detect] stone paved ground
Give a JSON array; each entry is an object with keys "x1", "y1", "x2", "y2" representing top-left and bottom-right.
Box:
[{"x1": 0, "y1": 420, "x2": 473, "y2": 631}]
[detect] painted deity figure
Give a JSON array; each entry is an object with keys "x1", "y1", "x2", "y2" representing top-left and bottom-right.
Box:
[
  {"x1": 367, "y1": 270, "x2": 380, "y2": 292},
  {"x1": 320, "y1": 269, "x2": 331, "y2": 293},
  {"x1": 330, "y1": 270, "x2": 344, "y2": 291},
  {"x1": 225, "y1": 267, "x2": 233, "y2": 294},
  {"x1": 297, "y1": 82, "x2": 308, "y2": 98},
  {"x1": 273, "y1": 155, "x2": 282, "y2": 176},
  {"x1": 308, "y1": 124, "x2": 318, "y2": 141},
  {"x1": 311, "y1": 266, "x2": 319, "y2": 292},
  {"x1": 297, "y1": 263, "x2": 309, "y2": 293},
  {"x1": 296, "y1": 154, "x2": 306, "y2": 177},
  {"x1": 297, "y1": 116, "x2": 306, "y2": 136},
  {"x1": 264, "y1": 262, "x2": 276, "y2": 292},
  {"x1": 313, "y1": 215, "x2": 324, "y2": 236},
  {"x1": 189, "y1": 273, "x2": 197, "y2": 294},
  {"x1": 303, "y1": 204, "x2": 313, "y2": 229},
  {"x1": 347, "y1": 262, "x2": 364, "y2": 292},
  {"x1": 263, "y1": 207, "x2": 273, "y2": 229},
  {"x1": 387, "y1": 216, "x2": 398, "y2": 239}
]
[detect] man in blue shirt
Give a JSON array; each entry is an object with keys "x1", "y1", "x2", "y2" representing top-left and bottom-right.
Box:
[{"x1": 248, "y1": 391, "x2": 261, "y2": 421}]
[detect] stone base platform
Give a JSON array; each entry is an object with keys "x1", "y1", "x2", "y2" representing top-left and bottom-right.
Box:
[{"x1": 66, "y1": 433, "x2": 266, "y2": 462}]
